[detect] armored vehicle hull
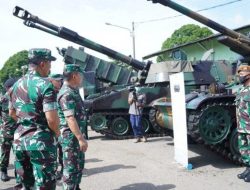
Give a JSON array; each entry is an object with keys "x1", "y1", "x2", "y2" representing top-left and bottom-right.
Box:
[
  {"x1": 147, "y1": 0, "x2": 250, "y2": 164},
  {"x1": 13, "y1": 4, "x2": 247, "y2": 163},
  {"x1": 85, "y1": 86, "x2": 169, "y2": 138}
]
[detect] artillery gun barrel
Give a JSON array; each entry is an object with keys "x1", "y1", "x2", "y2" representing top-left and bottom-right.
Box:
[
  {"x1": 149, "y1": 0, "x2": 250, "y2": 45},
  {"x1": 13, "y1": 6, "x2": 149, "y2": 71}
]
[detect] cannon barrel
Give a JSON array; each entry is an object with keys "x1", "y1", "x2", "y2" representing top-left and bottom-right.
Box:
[
  {"x1": 13, "y1": 6, "x2": 149, "y2": 71},
  {"x1": 148, "y1": 0, "x2": 250, "y2": 61},
  {"x1": 148, "y1": 0, "x2": 250, "y2": 52}
]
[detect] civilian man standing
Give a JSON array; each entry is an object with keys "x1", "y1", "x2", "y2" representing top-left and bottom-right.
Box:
[{"x1": 128, "y1": 87, "x2": 147, "y2": 143}]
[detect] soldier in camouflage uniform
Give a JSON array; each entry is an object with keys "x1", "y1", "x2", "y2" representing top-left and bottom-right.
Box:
[
  {"x1": 0, "y1": 78, "x2": 18, "y2": 181},
  {"x1": 49, "y1": 73, "x2": 64, "y2": 180},
  {"x1": 9, "y1": 48, "x2": 60, "y2": 189},
  {"x1": 235, "y1": 64, "x2": 250, "y2": 183},
  {"x1": 57, "y1": 64, "x2": 88, "y2": 190}
]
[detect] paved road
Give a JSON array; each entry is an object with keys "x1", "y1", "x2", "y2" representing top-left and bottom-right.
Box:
[{"x1": 0, "y1": 130, "x2": 249, "y2": 190}]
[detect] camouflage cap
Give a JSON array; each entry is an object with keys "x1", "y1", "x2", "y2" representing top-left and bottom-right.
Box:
[
  {"x1": 237, "y1": 63, "x2": 250, "y2": 73},
  {"x1": 49, "y1": 73, "x2": 63, "y2": 81},
  {"x1": 28, "y1": 48, "x2": 56, "y2": 63},
  {"x1": 63, "y1": 64, "x2": 83, "y2": 74}
]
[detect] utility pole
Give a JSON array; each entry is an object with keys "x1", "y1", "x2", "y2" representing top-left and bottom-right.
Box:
[{"x1": 105, "y1": 22, "x2": 136, "y2": 58}]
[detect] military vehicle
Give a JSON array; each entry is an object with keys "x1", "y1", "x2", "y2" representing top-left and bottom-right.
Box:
[
  {"x1": 147, "y1": 0, "x2": 250, "y2": 164},
  {"x1": 57, "y1": 46, "x2": 169, "y2": 137},
  {"x1": 12, "y1": 6, "x2": 173, "y2": 138},
  {"x1": 12, "y1": 4, "x2": 244, "y2": 164},
  {"x1": 57, "y1": 46, "x2": 137, "y2": 98}
]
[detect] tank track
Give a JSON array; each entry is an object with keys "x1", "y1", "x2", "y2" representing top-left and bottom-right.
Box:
[
  {"x1": 187, "y1": 100, "x2": 243, "y2": 165},
  {"x1": 92, "y1": 111, "x2": 171, "y2": 140}
]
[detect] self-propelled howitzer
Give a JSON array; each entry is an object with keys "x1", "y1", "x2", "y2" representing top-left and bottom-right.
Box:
[
  {"x1": 13, "y1": 6, "x2": 171, "y2": 137},
  {"x1": 147, "y1": 0, "x2": 249, "y2": 164},
  {"x1": 12, "y1": 5, "x2": 238, "y2": 150}
]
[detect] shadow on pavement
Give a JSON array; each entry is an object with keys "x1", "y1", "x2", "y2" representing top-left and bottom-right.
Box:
[
  {"x1": 166, "y1": 142, "x2": 174, "y2": 146},
  {"x1": 164, "y1": 136, "x2": 241, "y2": 169},
  {"x1": 85, "y1": 158, "x2": 103, "y2": 163},
  {"x1": 188, "y1": 144, "x2": 241, "y2": 170},
  {"x1": 113, "y1": 183, "x2": 176, "y2": 190},
  {"x1": 147, "y1": 136, "x2": 173, "y2": 143},
  {"x1": 88, "y1": 135, "x2": 106, "y2": 140},
  {"x1": 84, "y1": 164, "x2": 136, "y2": 176}
]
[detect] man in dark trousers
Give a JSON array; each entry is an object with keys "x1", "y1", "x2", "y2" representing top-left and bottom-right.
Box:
[{"x1": 128, "y1": 86, "x2": 147, "y2": 143}]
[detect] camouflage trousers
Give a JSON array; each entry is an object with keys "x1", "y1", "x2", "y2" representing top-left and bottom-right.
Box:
[
  {"x1": 58, "y1": 142, "x2": 63, "y2": 169},
  {"x1": 60, "y1": 132, "x2": 85, "y2": 190},
  {"x1": 14, "y1": 148, "x2": 57, "y2": 189},
  {"x1": 238, "y1": 132, "x2": 250, "y2": 166},
  {"x1": 0, "y1": 137, "x2": 13, "y2": 171}
]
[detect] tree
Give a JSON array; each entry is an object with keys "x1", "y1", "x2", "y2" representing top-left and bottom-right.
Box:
[
  {"x1": 0, "y1": 50, "x2": 28, "y2": 89},
  {"x1": 157, "y1": 24, "x2": 213, "y2": 62}
]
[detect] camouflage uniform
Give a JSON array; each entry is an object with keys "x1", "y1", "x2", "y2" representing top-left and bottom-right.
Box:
[
  {"x1": 57, "y1": 65, "x2": 86, "y2": 190},
  {"x1": 235, "y1": 86, "x2": 250, "y2": 166},
  {"x1": 0, "y1": 91, "x2": 16, "y2": 173},
  {"x1": 49, "y1": 73, "x2": 64, "y2": 179},
  {"x1": 0, "y1": 78, "x2": 19, "y2": 182},
  {"x1": 9, "y1": 48, "x2": 58, "y2": 189}
]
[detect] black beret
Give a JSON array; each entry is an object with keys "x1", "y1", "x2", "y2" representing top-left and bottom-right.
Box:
[{"x1": 4, "y1": 77, "x2": 19, "y2": 89}]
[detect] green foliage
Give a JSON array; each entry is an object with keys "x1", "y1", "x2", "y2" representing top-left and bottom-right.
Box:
[
  {"x1": 157, "y1": 24, "x2": 213, "y2": 62},
  {"x1": 0, "y1": 50, "x2": 28, "y2": 89}
]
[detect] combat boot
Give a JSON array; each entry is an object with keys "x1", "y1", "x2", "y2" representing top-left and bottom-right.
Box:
[
  {"x1": 13, "y1": 184, "x2": 23, "y2": 190},
  {"x1": 0, "y1": 168, "x2": 10, "y2": 182},
  {"x1": 75, "y1": 185, "x2": 81, "y2": 190},
  {"x1": 244, "y1": 172, "x2": 250, "y2": 182},
  {"x1": 237, "y1": 167, "x2": 250, "y2": 179}
]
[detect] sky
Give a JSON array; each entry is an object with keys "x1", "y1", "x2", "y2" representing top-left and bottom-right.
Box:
[{"x1": 1, "y1": 0, "x2": 250, "y2": 74}]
